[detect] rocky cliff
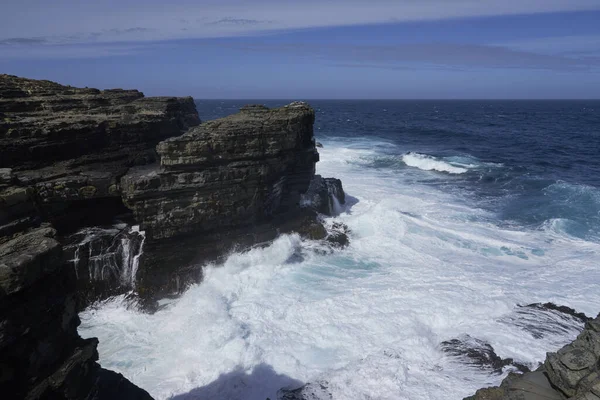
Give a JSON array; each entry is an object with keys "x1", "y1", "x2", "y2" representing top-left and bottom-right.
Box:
[
  {"x1": 0, "y1": 74, "x2": 199, "y2": 399},
  {"x1": 0, "y1": 75, "x2": 345, "y2": 399},
  {"x1": 119, "y1": 103, "x2": 340, "y2": 298}
]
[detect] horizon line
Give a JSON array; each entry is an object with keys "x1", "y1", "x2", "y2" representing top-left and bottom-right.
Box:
[{"x1": 191, "y1": 98, "x2": 600, "y2": 101}]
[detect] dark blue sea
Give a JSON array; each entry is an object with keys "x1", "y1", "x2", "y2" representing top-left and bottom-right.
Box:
[{"x1": 82, "y1": 100, "x2": 600, "y2": 400}]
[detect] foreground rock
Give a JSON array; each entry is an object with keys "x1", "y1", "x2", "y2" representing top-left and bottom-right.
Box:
[
  {"x1": 0, "y1": 225, "x2": 152, "y2": 399},
  {"x1": 465, "y1": 313, "x2": 600, "y2": 400}
]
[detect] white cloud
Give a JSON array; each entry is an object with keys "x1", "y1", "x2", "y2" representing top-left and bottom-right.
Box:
[{"x1": 1, "y1": 0, "x2": 599, "y2": 44}]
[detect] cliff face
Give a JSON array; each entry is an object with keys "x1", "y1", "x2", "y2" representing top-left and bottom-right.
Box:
[
  {"x1": 0, "y1": 75, "x2": 199, "y2": 399},
  {"x1": 121, "y1": 103, "x2": 318, "y2": 240},
  {"x1": 119, "y1": 103, "x2": 335, "y2": 299},
  {"x1": 0, "y1": 75, "x2": 345, "y2": 399},
  {"x1": 0, "y1": 74, "x2": 200, "y2": 232}
]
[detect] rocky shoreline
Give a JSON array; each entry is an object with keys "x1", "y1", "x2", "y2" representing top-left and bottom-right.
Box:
[
  {"x1": 1, "y1": 75, "x2": 346, "y2": 399},
  {"x1": 465, "y1": 309, "x2": 600, "y2": 400},
  {"x1": 1, "y1": 75, "x2": 598, "y2": 400}
]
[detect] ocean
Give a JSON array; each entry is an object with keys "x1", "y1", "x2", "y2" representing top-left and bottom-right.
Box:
[{"x1": 80, "y1": 100, "x2": 600, "y2": 400}]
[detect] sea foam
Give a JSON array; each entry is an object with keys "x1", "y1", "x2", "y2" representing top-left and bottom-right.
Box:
[
  {"x1": 79, "y1": 138, "x2": 600, "y2": 400},
  {"x1": 402, "y1": 152, "x2": 468, "y2": 174}
]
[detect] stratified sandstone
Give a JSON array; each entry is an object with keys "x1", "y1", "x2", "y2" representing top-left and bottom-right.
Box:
[
  {"x1": 121, "y1": 102, "x2": 318, "y2": 240},
  {"x1": 0, "y1": 74, "x2": 199, "y2": 232}
]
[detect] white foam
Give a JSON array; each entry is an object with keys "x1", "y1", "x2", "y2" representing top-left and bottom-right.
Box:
[
  {"x1": 402, "y1": 152, "x2": 468, "y2": 174},
  {"x1": 79, "y1": 138, "x2": 600, "y2": 400}
]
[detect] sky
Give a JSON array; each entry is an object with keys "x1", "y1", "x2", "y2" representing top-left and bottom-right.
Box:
[{"x1": 1, "y1": 0, "x2": 600, "y2": 99}]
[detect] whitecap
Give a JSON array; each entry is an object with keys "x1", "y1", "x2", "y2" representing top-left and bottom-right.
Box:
[{"x1": 402, "y1": 152, "x2": 468, "y2": 174}]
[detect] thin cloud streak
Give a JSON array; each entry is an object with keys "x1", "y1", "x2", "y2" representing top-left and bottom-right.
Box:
[
  {"x1": 212, "y1": 42, "x2": 600, "y2": 72},
  {"x1": 2, "y1": 0, "x2": 600, "y2": 44}
]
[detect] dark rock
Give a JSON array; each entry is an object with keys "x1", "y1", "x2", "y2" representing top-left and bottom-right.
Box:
[
  {"x1": 326, "y1": 222, "x2": 350, "y2": 248},
  {"x1": 301, "y1": 175, "x2": 346, "y2": 216},
  {"x1": 88, "y1": 368, "x2": 153, "y2": 400},
  {"x1": 464, "y1": 313, "x2": 600, "y2": 400},
  {"x1": 122, "y1": 102, "x2": 318, "y2": 240},
  {"x1": 0, "y1": 185, "x2": 41, "y2": 240},
  {"x1": 278, "y1": 382, "x2": 332, "y2": 400},
  {"x1": 315, "y1": 142, "x2": 323, "y2": 148},
  {"x1": 0, "y1": 228, "x2": 153, "y2": 399},
  {"x1": 0, "y1": 74, "x2": 200, "y2": 229},
  {"x1": 441, "y1": 334, "x2": 530, "y2": 375},
  {"x1": 0, "y1": 225, "x2": 62, "y2": 297},
  {"x1": 62, "y1": 224, "x2": 145, "y2": 306},
  {"x1": 120, "y1": 102, "x2": 328, "y2": 300},
  {"x1": 501, "y1": 302, "x2": 589, "y2": 340}
]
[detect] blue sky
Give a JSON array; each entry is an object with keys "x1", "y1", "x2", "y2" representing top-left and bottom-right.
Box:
[{"x1": 1, "y1": 1, "x2": 600, "y2": 99}]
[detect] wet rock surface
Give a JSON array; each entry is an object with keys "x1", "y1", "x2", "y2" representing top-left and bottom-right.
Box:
[
  {"x1": 0, "y1": 223, "x2": 152, "y2": 399},
  {"x1": 465, "y1": 312, "x2": 600, "y2": 400},
  {"x1": 301, "y1": 175, "x2": 346, "y2": 216},
  {"x1": 278, "y1": 382, "x2": 332, "y2": 400},
  {"x1": 442, "y1": 334, "x2": 530, "y2": 375}
]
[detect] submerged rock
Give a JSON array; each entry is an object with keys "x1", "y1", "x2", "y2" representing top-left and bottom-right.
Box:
[
  {"x1": 278, "y1": 382, "x2": 332, "y2": 400},
  {"x1": 501, "y1": 302, "x2": 589, "y2": 340},
  {"x1": 441, "y1": 334, "x2": 530, "y2": 375}
]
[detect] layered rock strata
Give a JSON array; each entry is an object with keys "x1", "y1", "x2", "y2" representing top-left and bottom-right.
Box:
[
  {"x1": 0, "y1": 75, "x2": 199, "y2": 399},
  {"x1": 0, "y1": 74, "x2": 200, "y2": 232},
  {"x1": 1, "y1": 75, "x2": 346, "y2": 398},
  {"x1": 119, "y1": 103, "x2": 347, "y2": 299}
]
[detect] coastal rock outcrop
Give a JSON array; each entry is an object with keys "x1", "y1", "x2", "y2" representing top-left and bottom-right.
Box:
[
  {"x1": 465, "y1": 313, "x2": 600, "y2": 400},
  {"x1": 2, "y1": 75, "x2": 346, "y2": 398},
  {"x1": 119, "y1": 102, "x2": 343, "y2": 299},
  {"x1": 0, "y1": 74, "x2": 199, "y2": 232},
  {"x1": 0, "y1": 75, "x2": 201, "y2": 399},
  {"x1": 121, "y1": 102, "x2": 318, "y2": 241}
]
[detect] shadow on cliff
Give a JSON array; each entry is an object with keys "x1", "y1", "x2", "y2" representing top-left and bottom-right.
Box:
[{"x1": 170, "y1": 363, "x2": 304, "y2": 400}]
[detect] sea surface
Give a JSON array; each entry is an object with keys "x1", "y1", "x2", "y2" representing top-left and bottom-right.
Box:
[{"x1": 80, "y1": 100, "x2": 600, "y2": 400}]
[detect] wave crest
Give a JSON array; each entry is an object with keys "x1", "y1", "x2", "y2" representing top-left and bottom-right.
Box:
[{"x1": 402, "y1": 152, "x2": 468, "y2": 174}]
